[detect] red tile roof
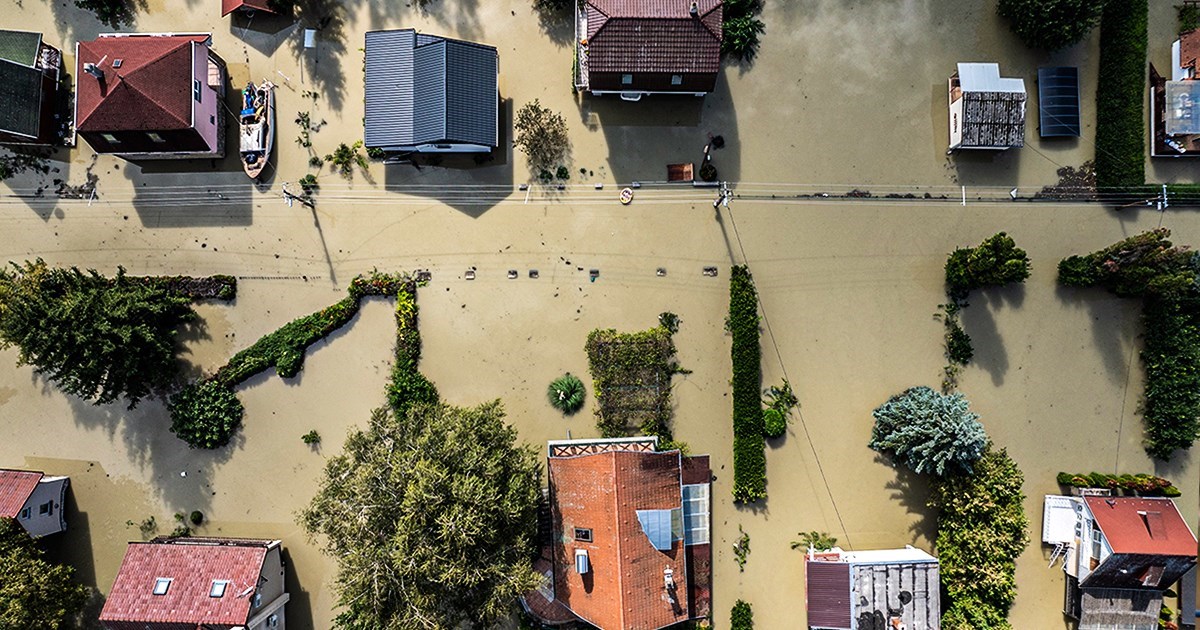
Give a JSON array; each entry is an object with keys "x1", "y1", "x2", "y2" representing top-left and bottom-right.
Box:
[
  {"x1": 75, "y1": 35, "x2": 207, "y2": 133},
  {"x1": 1182, "y1": 29, "x2": 1200, "y2": 72},
  {"x1": 222, "y1": 0, "x2": 276, "y2": 17},
  {"x1": 100, "y1": 538, "x2": 271, "y2": 627},
  {"x1": 1085, "y1": 497, "x2": 1197, "y2": 557},
  {"x1": 585, "y1": 0, "x2": 722, "y2": 75},
  {"x1": 549, "y1": 447, "x2": 689, "y2": 630},
  {"x1": 0, "y1": 469, "x2": 41, "y2": 518}
]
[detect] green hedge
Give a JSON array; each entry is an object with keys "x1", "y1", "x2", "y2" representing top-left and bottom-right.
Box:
[
  {"x1": 1055, "y1": 471, "x2": 1180, "y2": 496},
  {"x1": 730, "y1": 265, "x2": 765, "y2": 502},
  {"x1": 385, "y1": 283, "x2": 438, "y2": 416},
  {"x1": 1142, "y1": 292, "x2": 1200, "y2": 459},
  {"x1": 932, "y1": 447, "x2": 1029, "y2": 630},
  {"x1": 1094, "y1": 0, "x2": 1147, "y2": 190}
]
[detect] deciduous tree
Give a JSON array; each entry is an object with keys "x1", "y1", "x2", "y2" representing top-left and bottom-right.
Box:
[
  {"x1": 0, "y1": 518, "x2": 88, "y2": 629},
  {"x1": 998, "y1": 0, "x2": 1107, "y2": 51},
  {"x1": 299, "y1": 401, "x2": 541, "y2": 630},
  {"x1": 513, "y1": 99, "x2": 569, "y2": 173}
]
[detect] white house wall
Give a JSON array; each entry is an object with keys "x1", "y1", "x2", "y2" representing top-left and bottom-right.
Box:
[{"x1": 18, "y1": 477, "x2": 67, "y2": 537}]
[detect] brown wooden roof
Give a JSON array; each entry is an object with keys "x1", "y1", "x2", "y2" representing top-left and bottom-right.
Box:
[{"x1": 585, "y1": 0, "x2": 722, "y2": 75}]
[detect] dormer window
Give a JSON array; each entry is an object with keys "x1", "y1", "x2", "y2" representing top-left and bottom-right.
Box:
[
  {"x1": 152, "y1": 578, "x2": 172, "y2": 595},
  {"x1": 209, "y1": 580, "x2": 229, "y2": 598}
]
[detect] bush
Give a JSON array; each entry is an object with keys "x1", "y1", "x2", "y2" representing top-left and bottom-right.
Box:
[
  {"x1": 730, "y1": 265, "x2": 766, "y2": 502},
  {"x1": 325, "y1": 141, "x2": 368, "y2": 178},
  {"x1": 791, "y1": 530, "x2": 837, "y2": 552},
  {"x1": 723, "y1": 0, "x2": 766, "y2": 62},
  {"x1": 1055, "y1": 471, "x2": 1176, "y2": 495},
  {"x1": 699, "y1": 161, "x2": 718, "y2": 182},
  {"x1": 1056, "y1": 229, "x2": 1195, "y2": 298},
  {"x1": 1094, "y1": 0, "x2": 1148, "y2": 190},
  {"x1": 586, "y1": 325, "x2": 679, "y2": 443},
  {"x1": 547, "y1": 373, "x2": 586, "y2": 414},
  {"x1": 302, "y1": 430, "x2": 321, "y2": 445},
  {"x1": 946, "y1": 319, "x2": 974, "y2": 366},
  {"x1": 869, "y1": 386, "x2": 988, "y2": 477},
  {"x1": 386, "y1": 285, "x2": 439, "y2": 416},
  {"x1": 997, "y1": 0, "x2": 1106, "y2": 51},
  {"x1": 169, "y1": 380, "x2": 244, "y2": 449},
  {"x1": 944, "y1": 233, "x2": 1031, "y2": 297},
  {"x1": 931, "y1": 447, "x2": 1028, "y2": 630},
  {"x1": 1142, "y1": 292, "x2": 1200, "y2": 459},
  {"x1": 763, "y1": 408, "x2": 786, "y2": 438},
  {"x1": 731, "y1": 600, "x2": 754, "y2": 630},
  {"x1": 1182, "y1": 4, "x2": 1200, "y2": 32},
  {"x1": 189, "y1": 510, "x2": 204, "y2": 526}
]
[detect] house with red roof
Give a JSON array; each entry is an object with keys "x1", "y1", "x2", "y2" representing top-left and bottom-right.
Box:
[
  {"x1": 1043, "y1": 494, "x2": 1197, "y2": 629},
  {"x1": 74, "y1": 33, "x2": 227, "y2": 159},
  {"x1": 0, "y1": 468, "x2": 68, "y2": 538},
  {"x1": 574, "y1": 0, "x2": 723, "y2": 100},
  {"x1": 522, "y1": 436, "x2": 711, "y2": 629},
  {"x1": 222, "y1": 0, "x2": 277, "y2": 17},
  {"x1": 100, "y1": 537, "x2": 288, "y2": 630}
]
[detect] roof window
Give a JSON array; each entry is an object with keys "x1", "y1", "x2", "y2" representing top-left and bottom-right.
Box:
[
  {"x1": 152, "y1": 578, "x2": 172, "y2": 596},
  {"x1": 112, "y1": 59, "x2": 123, "y2": 68},
  {"x1": 574, "y1": 528, "x2": 592, "y2": 542},
  {"x1": 209, "y1": 580, "x2": 229, "y2": 597}
]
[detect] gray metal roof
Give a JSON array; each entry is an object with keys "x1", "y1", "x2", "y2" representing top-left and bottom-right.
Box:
[
  {"x1": 1038, "y1": 67, "x2": 1081, "y2": 138},
  {"x1": 364, "y1": 29, "x2": 497, "y2": 149},
  {"x1": 850, "y1": 560, "x2": 940, "y2": 630},
  {"x1": 960, "y1": 91, "x2": 1027, "y2": 148},
  {"x1": 958, "y1": 63, "x2": 1025, "y2": 94},
  {"x1": 0, "y1": 59, "x2": 43, "y2": 138}
]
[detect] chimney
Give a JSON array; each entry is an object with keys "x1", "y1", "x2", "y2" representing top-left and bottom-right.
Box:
[
  {"x1": 83, "y1": 62, "x2": 104, "y2": 80},
  {"x1": 689, "y1": 1, "x2": 699, "y2": 17}
]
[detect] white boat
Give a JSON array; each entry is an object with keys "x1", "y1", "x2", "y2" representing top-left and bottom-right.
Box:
[{"x1": 239, "y1": 80, "x2": 275, "y2": 179}]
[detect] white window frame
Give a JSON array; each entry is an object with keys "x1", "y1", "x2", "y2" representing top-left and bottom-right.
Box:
[
  {"x1": 209, "y1": 580, "x2": 229, "y2": 598},
  {"x1": 621, "y1": 74, "x2": 633, "y2": 85},
  {"x1": 148, "y1": 132, "x2": 166, "y2": 143},
  {"x1": 152, "y1": 578, "x2": 172, "y2": 596},
  {"x1": 671, "y1": 74, "x2": 683, "y2": 86}
]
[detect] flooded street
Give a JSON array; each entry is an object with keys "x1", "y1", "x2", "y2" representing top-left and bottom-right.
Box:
[{"x1": 1, "y1": 0, "x2": 1198, "y2": 627}]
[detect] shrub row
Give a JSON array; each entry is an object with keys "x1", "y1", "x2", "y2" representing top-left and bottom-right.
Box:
[
  {"x1": 1142, "y1": 292, "x2": 1200, "y2": 460},
  {"x1": 1058, "y1": 230, "x2": 1200, "y2": 459},
  {"x1": 932, "y1": 447, "x2": 1029, "y2": 630},
  {"x1": 169, "y1": 271, "x2": 417, "y2": 449},
  {"x1": 386, "y1": 284, "x2": 438, "y2": 416},
  {"x1": 730, "y1": 600, "x2": 753, "y2": 630},
  {"x1": 730, "y1": 265, "x2": 765, "y2": 502},
  {"x1": 137, "y1": 274, "x2": 237, "y2": 301},
  {"x1": 1055, "y1": 471, "x2": 1181, "y2": 497},
  {"x1": 1094, "y1": 0, "x2": 1147, "y2": 190}
]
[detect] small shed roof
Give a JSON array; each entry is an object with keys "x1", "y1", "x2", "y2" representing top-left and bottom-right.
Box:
[
  {"x1": 1079, "y1": 588, "x2": 1163, "y2": 629},
  {"x1": 807, "y1": 547, "x2": 940, "y2": 630},
  {"x1": 1038, "y1": 66, "x2": 1081, "y2": 137},
  {"x1": 0, "y1": 469, "x2": 42, "y2": 518},
  {"x1": 1165, "y1": 81, "x2": 1200, "y2": 136},
  {"x1": 364, "y1": 29, "x2": 498, "y2": 150},
  {"x1": 0, "y1": 30, "x2": 41, "y2": 67},
  {"x1": 958, "y1": 62, "x2": 1025, "y2": 94}
]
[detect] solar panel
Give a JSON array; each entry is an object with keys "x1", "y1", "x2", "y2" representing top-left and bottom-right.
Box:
[
  {"x1": 636, "y1": 509, "x2": 674, "y2": 551},
  {"x1": 1038, "y1": 67, "x2": 1081, "y2": 137}
]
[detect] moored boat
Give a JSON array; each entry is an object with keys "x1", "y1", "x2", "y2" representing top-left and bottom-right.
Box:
[{"x1": 239, "y1": 80, "x2": 275, "y2": 179}]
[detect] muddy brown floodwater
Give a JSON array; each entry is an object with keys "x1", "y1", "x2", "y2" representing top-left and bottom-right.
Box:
[{"x1": 1, "y1": 0, "x2": 1199, "y2": 628}]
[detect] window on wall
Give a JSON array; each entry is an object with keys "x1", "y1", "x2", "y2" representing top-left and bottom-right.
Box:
[
  {"x1": 621, "y1": 74, "x2": 633, "y2": 85},
  {"x1": 574, "y1": 528, "x2": 593, "y2": 542},
  {"x1": 101, "y1": 133, "x2": 119, "y2": 144},
  {"x1": 148, "y1": 132, "x2": 165, "y2": 143},
  {"x1": 38, "y1": 502, "x2": 51, "y2": 515},
  {"x1": 1091, "y1": 524, "x2": 1104, "y2": 559},
  {"x1": 193, "y1": 79, "x2": 202, "y2": 102},
  {"x1": 671, "y1": 75, "x2": 683, "y2": 85},
  {"x1": 19, "y1": 507, "x2": 30, "y2": 520}
]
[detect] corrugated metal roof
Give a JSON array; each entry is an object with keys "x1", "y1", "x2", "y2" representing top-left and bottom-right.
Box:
[
  {"x1": 806, "y1": 561, "x2": 851, "y2": 629},
  {"x1": 364, "y1": 29, "x2": 497, "y2": 149},
  {"x1": 0, "y1": 30, "x2": 41, "y2": 67},
  {"x1": 1078, "y1": 588, "x2": 1162, "y2": 629},
  {"x1": 958, "y1": 63, "x2": 1025, "y2": 93}
]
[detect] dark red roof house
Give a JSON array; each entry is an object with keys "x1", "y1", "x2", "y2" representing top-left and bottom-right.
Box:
[
  {"x1": 75, "y1": 33, "x2": 227, "y2": 159},
  {"x1": 1044, "y1": 495, "x2": 1197, "y2": 629},
  {"x1": 575, "y1": 0, "x2": 723, "y2": 100},
  {"x1": 100, "y1": 537, "x2": 289, "y2": 630},
  {"x1": 0, "y1": 468, "x2": 68, "y2": 538},
  {"x1": 522, "y1": 437, "x2": 712, "y2": 629},
  {"x1": 222, "y1": 0, "x2": 277, "y2": 17}
]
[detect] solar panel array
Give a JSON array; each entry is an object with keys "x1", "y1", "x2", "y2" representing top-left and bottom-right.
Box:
[{"x1": 1038, "y1": 67, "x2": 1081, "y2": 138}]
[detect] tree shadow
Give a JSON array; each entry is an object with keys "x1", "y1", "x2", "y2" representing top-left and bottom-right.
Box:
[
  {"x1": 1054, "y1": 284, "x2": 1139, "y2": 383},
  {"x1": 384, "y1": 97, "x2": 514, "y2": 217},
  {"x1": 532, "y1": 3, "x2": 574, "y2": 47},
  {"x1": 1, "y1": 146, "x2": 73, "y2": 221},
  {"x1": 228, "y1": 9, "x2": 297, "y2": 56},
  {"x1": 47, "y1": 0, "x2": 148, "y2": 47},
  {"x1": 175, "y1": 317, "x2": 215, "y2": 384},
  {"x1": 282, "y1": 0, "x2": 349, "y2": 112},
  {"x1": 961, "y1": 285, "x2": 1025, "y2": 387},
  {"x1": 880, "y1": 459, "x2": 937, "y2": 545}
]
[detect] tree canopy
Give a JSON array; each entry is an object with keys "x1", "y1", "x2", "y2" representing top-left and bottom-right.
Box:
[
  {"x1": 0, "y1": 518, "x2": 88, "y2": 629},
  {"x1": 513, "y1": 99, "x2": 569, "y2": 173},
  {"x1": 299, "y1": 401, "x2": 541, "y2": 630},
  {"x1": 998, "y1": 0, "x2": 1107, "y2": 51},
  {"x1": 869, "y1": 386, "x2": 988, "y2": 477},
  {"x1": 944, "y1": 232, "x2": 1031, "y2": 297},
  {"x1": 0, "y1": 260, "x2": 196, "y2": 407}
]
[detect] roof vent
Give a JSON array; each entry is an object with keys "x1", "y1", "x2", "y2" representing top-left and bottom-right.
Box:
[
  {"x1": 575, "y1": 549, "x2": 589, "y2": 574},
  {"x1": 82, "y1": 63, "x2": 104, "y2": 80},
  {"x1": 689, "y1": 1, "x2": 699, "y2": 17}
]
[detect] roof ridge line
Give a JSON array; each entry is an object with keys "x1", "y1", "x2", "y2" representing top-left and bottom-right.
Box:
[{"x1": 611, "y1": 450, "x2": 626, "y2": 630}]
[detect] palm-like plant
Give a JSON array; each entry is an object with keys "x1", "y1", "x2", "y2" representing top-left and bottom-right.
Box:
[{"x1": 547, "y1": 373, "x2": 585, "y2": 414}]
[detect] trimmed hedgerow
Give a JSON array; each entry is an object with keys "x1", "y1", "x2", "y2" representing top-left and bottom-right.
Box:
[
  {"x1": 730, "y1": 265, "x2": 765, "y2": 502},
  {"x1": 385, "y1": 282, "x2": 438, "y2": 416},
  {"x1": 933, "y1": 447, "x2": 1029, "y2": 630},
  {"x1": 1055, "y1": 471, "x2": 1179, "y2": 496},
  {"x1": 1058, "y1": 229, "x2": 1200, "y2": 459},
  {"x1": 1094, "y1": 0, "x2": 1147, "y2": 191}
]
